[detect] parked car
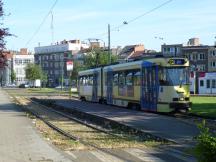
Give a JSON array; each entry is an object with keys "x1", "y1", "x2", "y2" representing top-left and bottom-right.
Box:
[
  {"x1": 19, "y1": 84, "x2": 29, "y2": 88},
  {"x1": 7, "y1": 84, "x2": 17, "y2": 88}
]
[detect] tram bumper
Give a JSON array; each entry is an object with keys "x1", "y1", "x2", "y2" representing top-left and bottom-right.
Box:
[{"x1": 169, "y1": 102, "x2": 192, "y2": 111}]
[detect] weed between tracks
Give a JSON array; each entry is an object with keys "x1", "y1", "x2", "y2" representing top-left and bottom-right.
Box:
[{"x1": 6, "y1": 88, "x2": 165, "y2": 151}]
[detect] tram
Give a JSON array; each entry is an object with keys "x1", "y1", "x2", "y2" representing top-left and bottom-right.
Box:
[{"x1": 78, "y1": 57, "x2": 191, "y2": 112}]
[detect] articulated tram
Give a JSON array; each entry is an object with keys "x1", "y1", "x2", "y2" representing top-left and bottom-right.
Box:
[{"x1": 78, "y1": 57, "x2": 191, "y2": 112}]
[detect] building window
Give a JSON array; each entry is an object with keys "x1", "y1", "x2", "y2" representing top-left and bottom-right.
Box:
[
  {"x1": 211, "y1": 50, "x2": 216, "y2": 56},
  {"x1": 200, "y1": 80, "x2": 204, "y2": 87},
  {"x1": 170, "y1": 47, "x2": 175, "y2": 53},
  {"x1": 199, "y1": 53, "x2": 205, "y2": 60},
  {"x1": 55, "y1": 62, "x2": 59, "y2": 68},
  {"x1": 207, "y1": 79, "x2": 210, "y2": 88},
  {"x1": 197, "y1": 64, "x2": 205, "y2": 71},
  {"x1": 211, "y1": 61, "x2": 216, "y2": 67},
  {"x1": 212, "y1": 79, "x2": 216, "y2": 88}
]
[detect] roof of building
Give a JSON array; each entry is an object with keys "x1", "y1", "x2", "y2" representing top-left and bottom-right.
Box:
[{"x1": 118, "y1": 45, "x2": 136, "y2": 58}]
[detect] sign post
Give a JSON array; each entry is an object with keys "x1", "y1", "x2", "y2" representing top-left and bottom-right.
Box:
[{"x1": 66, "y1": 61, "x2": 73, "y2": 98}]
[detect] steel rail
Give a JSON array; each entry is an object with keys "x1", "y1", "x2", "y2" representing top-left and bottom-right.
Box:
[{"x1": 13, "y1": 96, "x2": 135, "y2": 162}]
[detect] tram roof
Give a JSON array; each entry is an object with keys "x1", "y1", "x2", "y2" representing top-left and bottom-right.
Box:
[
  {"x1": 78, "y1": 57, "x2": 189, "y2": 75},
  {"x1": 78, "y1": 67, "x2": 102, "y2": 76},
  {"x1": 103, "y1": 57, "x2": 189, "y2": 71}
]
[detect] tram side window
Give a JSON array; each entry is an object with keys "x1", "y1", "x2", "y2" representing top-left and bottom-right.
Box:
[
  {"x1": 79, "y1": 77, "x2": 83, "y2": 85},
  {"x1": 84, "y1": 77, "x2": 88, "y2": 85},
  {"x1": 119, "y1": 73, "x2": 125, "y2": 86},
  {"x1": 113, "y1": 73, "x2": 118, "y2": 86},
  {"x1": 82, "y1": 77, "x2": 86, "y2": 85},
  {"x1": 134, "y1": 71, "x2": 141, "y2": 86},
  {"x1": 88, "y1": 76, "x2": 93, "y2": 86},
  {"x1": 158, "y1": 68, "x2": 168, "y2": 85},
  {"x1": 126, "y1": 72, "x2": 133, "y2": 86}
]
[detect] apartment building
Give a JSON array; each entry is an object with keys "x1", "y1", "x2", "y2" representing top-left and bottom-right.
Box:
[
  {"x1": 34, "y1": 39, "x2": 89, "y2": 87},
  {"x1": 208, "y1": 46, "x2": 216, "y2": 72},
  {"x1": 12, "y1": 49, "x2": 34, "y2": 85},
  {"x1": 161, "y1": 44, "x2": 183, "y2": 57}
]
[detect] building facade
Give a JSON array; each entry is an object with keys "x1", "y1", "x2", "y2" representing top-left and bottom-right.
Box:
[
  {"x1": 34, "y1": 40, "x2": 89, "y2": 87},
  {"x1": 182, "y1": 46, "x2": 209, "y2": 72},
  {"x1": 12, "y1": 49, "x2": 34, "y2": 85},
  {"x1": 161, "y1": 44, "x2": 183, "y2": 57},
  {"x1": 0, "y1": 51, "x2": 13, "y2": 86},
  {"x1": 208, "y1": 46, "x2": 216, "y2": 72}
]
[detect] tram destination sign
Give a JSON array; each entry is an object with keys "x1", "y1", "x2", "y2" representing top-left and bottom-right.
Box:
[{"x1": 168, "y1": 59, "x2": 187, "y2": 65}]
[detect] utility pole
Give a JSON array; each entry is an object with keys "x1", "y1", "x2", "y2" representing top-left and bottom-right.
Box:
[
  {"x1": 61, "y1": 56, "x2": 64, "y2": 91},
  {"x1": 51, "y1": 12, "x2": 54, "y2": 45},
  {"x1": 108, "y1": 24, "x2": 111, "y2": 64}
]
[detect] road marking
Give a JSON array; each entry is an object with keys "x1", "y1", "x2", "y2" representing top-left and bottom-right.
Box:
[
  {"x1": 124, "y1": 148, "x2": 165, "y2": 162},
  {"x1": 65, "y1": 151, "x2": 77, "y2": 159},
  {"x1": 91, "y1": 150, "x2": 124, "y2": 162}
]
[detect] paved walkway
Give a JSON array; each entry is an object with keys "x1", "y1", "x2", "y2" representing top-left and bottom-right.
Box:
[
  {"x1": 0, "y1": 89, "x2": 71, "y2": 162},
  {"x1": 55, "y1": 98, "x2": 199, "y2": 146}
]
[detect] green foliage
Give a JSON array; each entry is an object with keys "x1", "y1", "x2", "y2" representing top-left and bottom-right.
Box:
[
  {"x1": 25, "y1": 63, "x2": 43, "y2": 81},
  {"x1": 11, "y1": 69, "x2": 16, "y2": 83},
  {"x1": 70, "y1": 61, "x2": 86, "y2": 81},
  {"x1": 84, "y1": 48, "x2": 117, "y2": 68},
  {"x1": 0, "y1": 0, "x2": 11, "y2": 53},
  {"x1": 194, "y1": 120, "x2": 216, "y2": 162}
]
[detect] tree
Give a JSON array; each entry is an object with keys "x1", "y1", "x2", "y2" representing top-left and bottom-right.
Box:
[
  {"x1": 11, "y1": 69, "x2": 16, "y2": 83},
  {"x1": 25, "y1": 63, "x2": 42, "y2": 81},
  {"x1": 70, "y1": 60, "x2": 86, "y2": 81},
  {"x1": 84, "y1": 48, "x2": 117, "y2": 68},
  {"x1": 0, "y1": 0, "x2": 11, "y2": 54},
  {"x1": 41, "y1": 72, "x2": 48, "y2": 87}
]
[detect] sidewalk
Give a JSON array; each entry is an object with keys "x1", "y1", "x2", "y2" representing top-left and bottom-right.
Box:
[{"x1": 0, "y1": 89, "x2": 71, "y2": 162}]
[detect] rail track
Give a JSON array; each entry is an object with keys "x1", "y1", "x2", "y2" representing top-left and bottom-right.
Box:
[
  {"x1": 36, "y1": 95, "x2": 216, "y2": 133},
  {"x1": 12, "y1": 96, "x2": 164, "y2": 161}
]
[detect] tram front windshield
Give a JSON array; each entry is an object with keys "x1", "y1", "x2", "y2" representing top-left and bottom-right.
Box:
[{"x1": 159, "y1": 67, "x2": 190, "y2": 86}]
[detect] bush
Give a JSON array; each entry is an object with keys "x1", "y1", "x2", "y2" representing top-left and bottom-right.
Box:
[{"x1": 194, "y1": 120, "x2": 216, "y2": 162}]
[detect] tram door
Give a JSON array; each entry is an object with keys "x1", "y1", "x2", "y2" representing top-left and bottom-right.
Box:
[
  {"x1": 106, "y1": 69, "x2": 113, "y2": 104},
  {"x1": 141, "y1": 63, "x2": 159, "y2": 111},
  {"x1": 92, "y1": 71, "x2": 98, "y2": 102}
]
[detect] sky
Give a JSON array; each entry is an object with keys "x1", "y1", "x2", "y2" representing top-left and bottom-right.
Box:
[{"x1": 3, "y1": 0, "x2": 216, "y2": 52}]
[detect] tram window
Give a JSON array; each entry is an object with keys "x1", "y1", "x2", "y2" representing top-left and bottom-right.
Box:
[
  {"x1": 82, "y1": 77, "x2": 86, "y2": 85},
  {"x1": 79, "y1": 77, "x2": 83, "y2": 85},
  {"x1": 84, "y1": 77, "x2": 88, "y2": 85},
  {"x1": 119, "y1": 73, "x2": 125, "y2": 86},
  {"x1": 159, "y1": 68, "x2": 168, "y2": 85},
  {"x1": 88, "y1": 76, "x2": 93, "y2": 85},
  {"x1": 134, "y1": 71, "x2": 141, "y2": 86},
  {"x1": 126, "y1": 73, "x2": 133, "y2": 86},
  {"x1": 113, "y1": 73, "x2": 118, "y2": 86}
]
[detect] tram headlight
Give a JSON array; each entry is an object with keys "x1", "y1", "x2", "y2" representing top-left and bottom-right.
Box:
[{"x1": 179, "y1": 97, "x2": 184, "y2": 101}]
